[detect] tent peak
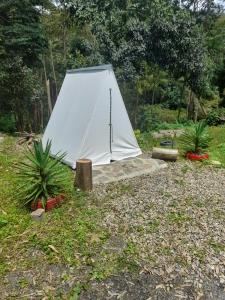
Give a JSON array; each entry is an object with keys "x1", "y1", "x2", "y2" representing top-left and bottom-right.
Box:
[{"x1": 67, "y1": 64, "x2": 113, "y2": 74}]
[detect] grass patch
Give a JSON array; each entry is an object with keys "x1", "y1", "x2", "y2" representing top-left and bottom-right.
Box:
[
  {"x1": 167, "y1": 211, "x2": 191, "y2": 224},
  {"x1": 158, "y1": 246, "x2": 173, "y2": 256},
  {"x1": 209, "y1": 239, "x2": 225, "y2": 253},
  {"x1": 147, "y1": 220, "x2": 160, "y2": 233},
  {"x1": 189, "y1": 246, "x2": 206, "y2": 262},
  {"x1": 0, "y1": 136, "x2": 142, "y2": 297},
  {"x1": 208, "y1": 126, "x2": 225, "y2": 166}
]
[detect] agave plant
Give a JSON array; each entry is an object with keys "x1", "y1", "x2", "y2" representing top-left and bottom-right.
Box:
[
  {"x1": 179, "y1": 121, "x2": 211, "y2": 154},
  {"x1": 17, "y1": 140, "x2": 68, "y2": 207}
]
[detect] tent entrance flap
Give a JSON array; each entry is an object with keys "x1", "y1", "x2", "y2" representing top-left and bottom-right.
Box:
[{"x1": 109, "y1": 88, "x2": 113, "y2": 154}]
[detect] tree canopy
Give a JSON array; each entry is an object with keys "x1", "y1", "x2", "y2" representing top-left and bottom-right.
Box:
[{"x1": 0, "y1": 0, "x2": 224, "y2": 131}]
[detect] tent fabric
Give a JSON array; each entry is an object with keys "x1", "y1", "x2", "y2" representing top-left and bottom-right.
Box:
[{"x1": 42, "y1": 64, "x2": 142, "y2": 169}]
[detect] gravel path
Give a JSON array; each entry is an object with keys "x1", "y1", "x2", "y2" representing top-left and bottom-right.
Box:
[{"x1": 81, "y1": 161, "x2": 225, "y2": 299}]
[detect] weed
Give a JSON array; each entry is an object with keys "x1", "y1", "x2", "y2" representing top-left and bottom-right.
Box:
[
  {"x1": 91, "y1": 270, "x2": 106, "y2": 281},
  {"x1": 213, "y1": 209, "x2": 224, "y2": 219},
  {"x1": 164, "y1": 192, "x2": 173, "y2": 198},
  {"x1": 184, "y1": 197, "x2": 193, "y2": 206},
  {"x1": 167, "y1": 212, "x2": 191, "y2": 224},
  {"x1": 69, "y1": 283, "x2": 86, "y2": 300},
  {"x1": 124, "y1": 242, "x2": 137, "y2": 255},
  {"x1": 169, "y1": 201, "x2": 178, "y2": 208},
  {"x1": 158, "y1": 246, "x2": 172, "y2": 256},
  {"x1": 147, "y1": 220, "x2": 160, "y2": 233},
  {"x1": 181, "y1": 165, "x2": 190, "y2": 174},
  {"x1": 174, "y1": 178, "x2": 184, "y2": 185},
  {"x1": 18, "y1": 278, "x2": 29, "y2": 288},
  {"x1": 209, "y1": 239, "x2": 225, "y2": 253},
  {"x1": 116, "y1": 255, "x2": 139, "y2": 273},
  {"x1": 190, "y1": 246, "x2": 206, "y2": 262},
  {"x1": 0, "y1": 217, "x2": 8, "y2": 228}
]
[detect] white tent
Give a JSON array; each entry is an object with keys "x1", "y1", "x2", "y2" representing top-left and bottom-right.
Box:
[{"x1": 42, "y1": 64, "x2": 142, "y2": 169}]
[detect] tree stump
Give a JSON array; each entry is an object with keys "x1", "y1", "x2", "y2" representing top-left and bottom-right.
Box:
[{"x1": 75, "y1": 159, "x2": 93, "y2": 191}]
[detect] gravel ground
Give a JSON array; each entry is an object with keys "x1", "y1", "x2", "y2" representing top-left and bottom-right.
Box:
[
  {"x1": 81, "y1": 161, "x2": 225, "y2": 299},
  {"x1": 2, "y1": 160, "x2": 225, "y2": 299}
]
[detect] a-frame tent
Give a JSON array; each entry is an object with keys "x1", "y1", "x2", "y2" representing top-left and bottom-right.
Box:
[{"x1": 42, "y1": 64, "x2": 142, "y2": 169}]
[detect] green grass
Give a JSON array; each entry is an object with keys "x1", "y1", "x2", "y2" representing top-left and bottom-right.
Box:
[
  {"x1": 0, "y1": 137, "x2": 141, "y2": 297},
  {"x1": 208, "y1": 126, "x2": 225, "y2": 166},
  {"x1": 167, "y1": 211, "x2": 191, "y2": 224}
]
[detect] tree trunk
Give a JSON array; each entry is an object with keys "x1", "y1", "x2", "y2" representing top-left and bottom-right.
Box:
[
  {"x1": 49, "y1": 40, "x2": 58, "y2": 96},
  {"x1": 134, "y1": 93, "x2": 139, "y2": 129},
  {"x1": 75, "y1": 159, "x2": 93, "y2": 191},
  {"x1": 177, "y1": 82, "x2": 185, "y2": 122},
  {"x1": 194, "y1": 98, "x2": 199, "y2": 123},
  {"x1": 62, "y1": 7, "x2": 68, "y2": 64},
  {"x1": 187, "y1": 90, "x2": 194, "y2": 120},
  {"x1": 42, "y1": 57, "x2": 53, "y2": 116},
  {"x1": 40, "y1": 100, "x2": 44, "y2": 132},
  {"x1": 152, "y1": 88, "x2": 155, "y2": 105}
]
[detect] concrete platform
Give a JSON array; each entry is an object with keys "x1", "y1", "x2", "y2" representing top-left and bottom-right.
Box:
[{"x1": 92, "y1": 157, "x2": 167, "y2": 184}]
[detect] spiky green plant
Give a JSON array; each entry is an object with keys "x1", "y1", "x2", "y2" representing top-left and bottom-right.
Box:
[
  {"x1": 17, "y1": 140, "x2": 68, "y2": 207},
  {"x1": 179, "y1": 121, "x2": 211, "y2": 154}
]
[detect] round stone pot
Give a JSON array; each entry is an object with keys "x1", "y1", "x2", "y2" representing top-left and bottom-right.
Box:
[
  {"x1": 31, "y1": 194, "x2": 65, "y2": 211},
  {"x1": 186, "y1": 152, "x2": 209, "y2": 161}
]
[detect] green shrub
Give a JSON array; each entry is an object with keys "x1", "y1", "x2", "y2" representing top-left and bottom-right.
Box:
[
  {"x1": 0, "y1": 114, "x2": 16, "y2": 133},
  {"x1": 179, "y1": 121, "x2": 211, "y2": 154},
  {"x1": 134, "y1": 129, "x2": 145, "y2": 147},
  {"x1": 17, "y1": 140, "x2": 69, "y2": 207},
  {"x1": 206, "y1": 108, "x2": 225, "y2": 126},
  {"x1": 138, "y1": 105, "x2": 160, "y2": 132},
  {"x1": 137, "y1": 104, "x2": 187, "y2": 132}
]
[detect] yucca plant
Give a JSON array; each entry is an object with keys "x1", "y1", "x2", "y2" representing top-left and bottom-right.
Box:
[
  {"x1": 17, "y1": 139, "x2": 68, "y2": 207},
  {"x1": 179, "y1": 121, "x2": 211, "y2": 154}
]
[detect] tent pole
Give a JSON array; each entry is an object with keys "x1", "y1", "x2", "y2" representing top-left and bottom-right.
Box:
[{"x1": 109, "y1": 88, "x2": 112, "y2": 154}]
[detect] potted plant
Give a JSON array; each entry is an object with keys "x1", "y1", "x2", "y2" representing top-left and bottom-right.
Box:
[
  {"x1": 179, "y1": 121, "x2": 211, "y2": 161},
  {"x1": 17, "y1": 139, "x2": 68, "y2": 211}
]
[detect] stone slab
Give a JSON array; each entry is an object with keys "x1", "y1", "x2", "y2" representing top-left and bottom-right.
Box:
[{"x1": 92, "y1": 156, "x2": 167, "y2": 184}]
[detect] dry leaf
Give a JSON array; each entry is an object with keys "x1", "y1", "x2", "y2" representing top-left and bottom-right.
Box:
[{"x1": 48, "y1": 245, "x2": 59, "y2": 253}]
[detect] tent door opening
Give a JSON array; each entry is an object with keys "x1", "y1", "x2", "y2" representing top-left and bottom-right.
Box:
[{"x1": 109, "y1": 88, "x2": 113, "y2": 155}]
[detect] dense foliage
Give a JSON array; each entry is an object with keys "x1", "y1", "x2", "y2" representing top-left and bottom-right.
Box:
[{"x1": 0, "y1": 0, "x2": 225, "y2": 132}]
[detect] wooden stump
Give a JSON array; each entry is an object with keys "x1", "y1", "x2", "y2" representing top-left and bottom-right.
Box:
[
  {"x1": 152, "y1": 147, "x2": 179, "y2": 161},
  {"x1": 75, "y1": 159, "x2": 93, "y2": 191}
]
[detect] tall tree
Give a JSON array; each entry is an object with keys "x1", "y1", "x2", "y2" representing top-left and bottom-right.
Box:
[{"x1": 0, "y1": 0, "x2": 47, "y2": 131}]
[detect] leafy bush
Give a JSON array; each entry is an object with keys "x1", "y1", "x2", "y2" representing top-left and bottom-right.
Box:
[
  {"x1": 162, "y1": 84, "x2": 185, "y2": 110},
  {"x1": 134, "y1": 130, "x2": 157, "y2": 151},
  {"x1": 137, "y1": 105, "x2": 188, "y2": 132},
  {"x1": 0, "y1": 114, "x2": 16, "y2": 133},
  {"x1": 138, "y1": 105, "x2": 161, "y2": 132},
  {"x1": 206, "y1": 108, "x2": 225, "y2": 126},
  {"x1": 134, "y1": 129, "x2": 145, "y2": 148},
  {"x1": 17, "y1": 140, "x2": 69, "y2": 207},
  {"x1": 179, "y1": 121, "x2": 211, "y2": 154}
]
